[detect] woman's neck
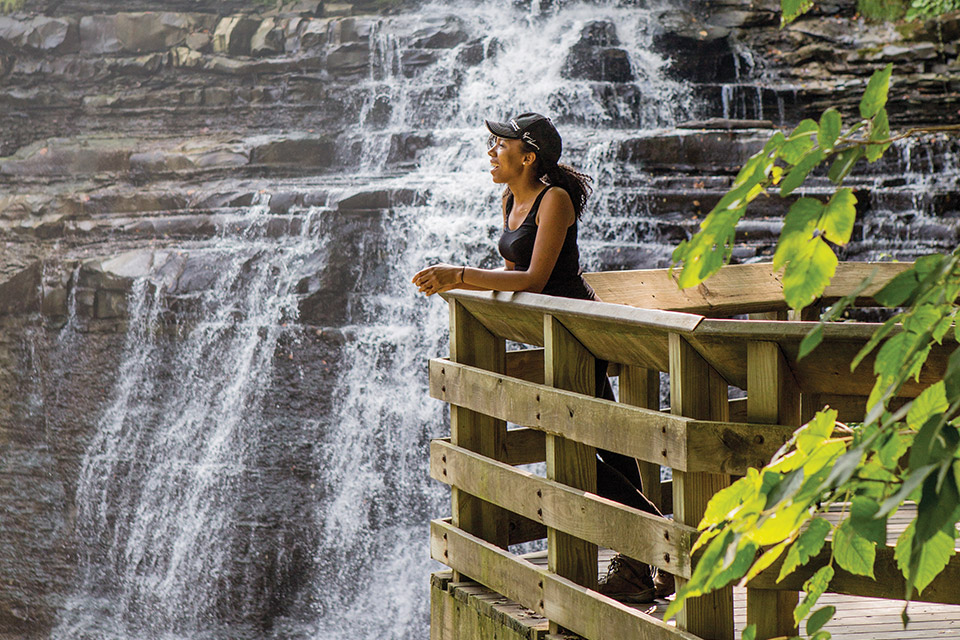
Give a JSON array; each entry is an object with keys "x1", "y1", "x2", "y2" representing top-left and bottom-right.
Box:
[{"x1": 507, "y1": 177, "x2": 546, "y2": 204}]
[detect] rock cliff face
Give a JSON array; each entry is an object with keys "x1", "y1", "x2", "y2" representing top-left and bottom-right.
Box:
[{"x1": 0, "y1": 0, "x2": 958, "y2": 638}]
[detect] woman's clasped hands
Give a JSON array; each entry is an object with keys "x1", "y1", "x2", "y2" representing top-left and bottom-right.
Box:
[{"x1": 412, "y1": 263, "x2": 464, "y2": 297}]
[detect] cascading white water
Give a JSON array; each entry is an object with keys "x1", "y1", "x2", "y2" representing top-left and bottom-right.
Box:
[{"x1": 58, "y1": 2, "x2": 695, "y2": 639}]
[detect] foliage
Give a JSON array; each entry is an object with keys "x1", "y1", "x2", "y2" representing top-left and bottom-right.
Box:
[
  {"x1": 859, "y1": 0, "x2": 908, "y2": 21},
  {"x1": 0, "y1": 0, "x2": 24, "y2": 14},
  {"x1": 671, "y1": 61, "x2": 894, "y2": 310},
  {"x1": 906, "y1": 0, "x2": 960, "y2": 18},
  {"x1": 668, "y1": 2, "x2": 960, "y2": 638}
]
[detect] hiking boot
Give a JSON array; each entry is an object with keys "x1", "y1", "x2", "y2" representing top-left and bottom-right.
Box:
[
  {"x1": 653, "y1": 567, "x2": 675, "y2": 598},
  {"x1": 598, "y1": 554, "x2": 655, "y2": 603}
]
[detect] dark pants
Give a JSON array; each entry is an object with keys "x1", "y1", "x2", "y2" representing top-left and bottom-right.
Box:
[{"x1": 594, "y1": 360, "x2": 664, "y2": 518}]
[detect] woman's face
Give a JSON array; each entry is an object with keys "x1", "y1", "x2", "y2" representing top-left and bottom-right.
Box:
[{"x1": 487, "y1": 136, "x2": 533, "y2": 184}]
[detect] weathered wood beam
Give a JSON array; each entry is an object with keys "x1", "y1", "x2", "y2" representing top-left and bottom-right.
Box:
[
  {"x1": 431, "y1": 439, "x2": 695, "y2": 577},
  {"x1": 449, "y1": 300, "x2": 509, "y2": 552},
  {"x1": 670, "y1": 333, "x2": 734, "y2": 640},
  {"x1": 746, "y1": 341, "x2": 801, "y2": 639},
  {"x1": 544, "y1": 314, "x2": 598, "y2": 594},
  {"x1": 621, "y1": 364, "x2": 664, "y2": 510},
  {"x1": 431, "y1": 519, "x2": 703, "y2": 640}
]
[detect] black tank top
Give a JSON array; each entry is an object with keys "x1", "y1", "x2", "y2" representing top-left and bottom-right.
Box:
[{"x1": 497, "y1": 187, "x2": 596, "y2": 300}]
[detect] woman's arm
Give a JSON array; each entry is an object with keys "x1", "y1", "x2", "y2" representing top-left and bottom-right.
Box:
[{"x1": 412, "y1": 188, "x2": 575, "y2": 296}]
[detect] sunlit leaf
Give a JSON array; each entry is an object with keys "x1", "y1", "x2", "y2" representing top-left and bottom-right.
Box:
[
  {"x1": 780, "y1": 119, "x2": 819, "y2": 164},
  {"x1": 818, "y1": 109, "x2": 842, "y2": 151},
  {"x1": 742, "y1": 539, "x2": 792, "y2": 584},
  {"x1": 894, "y1": 520, "x2": 955, "y2": 595},
  {"x1": 778, "y1": 517, "x2": 831, "y2": 582},
  {"x1": 827, "y1": 147, "x2": 864, "y2": 185},
  {"x1": 794, "y1": 565, "x2": 835, "y2": 624},
  {"x1": 907, "y1": 382, "x2": 948, "y2": 430},
  {"x1": 875, "y1": 269, "x2": 919, "y2": 307},
  {"x1": 833, "y1": 520, "x2": 876, "y2": 578},
  {"x1": 797, "y1": 409, "x2": 838, "y2": 454},
  {"x1": 821, "y1": 188, "x2": 857, "y2": 246},
  {"x1": 774, "y1": 197, "x2": 824, "y2": 271},
  {"x1": 866, "y1": 107, "x2": 891, "y2": 162},
  {"x1": 783, "y1": 237, "x2": 838, "y2": 310},
  {"x1": 781, "y1": 149, "x2": 825, "y2": 196},
  {"x1": 781, "y1": 0, "x2": 815, "y2": 25},
  {"x1": 741, "y1": 624, "x2": 757, "y2": 640},
  {"x1": 860, "y1": 63, "x2": 894, "y2": 119},
  {"x1": 701, "y1": 476, "x2": 755, "y2": 530}
]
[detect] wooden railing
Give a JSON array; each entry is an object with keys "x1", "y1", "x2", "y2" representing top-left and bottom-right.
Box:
[{"x1": 428, "y1": 262, "x2": 955, "y2": 640}]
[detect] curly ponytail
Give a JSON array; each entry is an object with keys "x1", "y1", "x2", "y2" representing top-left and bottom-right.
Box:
[{"x1": 501, "y1": 142, "x2": 594, "y2": 220}]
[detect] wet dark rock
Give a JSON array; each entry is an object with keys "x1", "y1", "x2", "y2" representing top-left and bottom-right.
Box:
[
  {"x1": 0, "y1": 263, "x2": 41, "y2": 315},
  {"x1": 400, "y1": 48, "x2": 438, "y2": 73},
  {"x1": 362, "y1": 94, "x2": 392, "y2": 129},
  {"x1": 250, "y1": 137, "x2": 335, "y2": 167},
  {"x1": 651, "y1": 11, "x2": 736, "y2": 83},
  {"x1": 562, "y1": 21, "x2": 634, "y2": 82},
  {"x1": 326, "y1": 41, "x2": 370, "y2": 75},
  {"x1": 707, "y1": 8, "x2": 777, "y2": 29},
  {"x1": 0, "y1": 16, "x2": 79, "y2": 53},
  {"x1": 578, "y1": 20, "x2": 620, "y2": 47},
  {"x1": 213, "y1": 15, "x2": 261, "y2": 56},
  {"x1": 79, "y1": 12, "x2": 212, "y2": 55},
  {"x1": 411, "y1": 18, "x2": 468, "y2": 49},
  {"x1": 455, "y1": 38, "x2": 485, "y2": 67},
  {"x1": 251, "y1": 17, "x2": 285, "y2": 56}
]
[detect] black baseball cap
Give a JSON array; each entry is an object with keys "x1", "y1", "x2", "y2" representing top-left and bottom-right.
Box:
[{"x1": 485, "y1": 112, "x2": 562, "y2": 166}]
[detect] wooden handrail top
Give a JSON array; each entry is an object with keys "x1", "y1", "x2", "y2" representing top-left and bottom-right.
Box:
[
  {"x1": 441, "y1": 288, "x2": 952, "y2": 397},
  {"x1": 583, "y1": 261, "x2": 913, "y2": 316}
]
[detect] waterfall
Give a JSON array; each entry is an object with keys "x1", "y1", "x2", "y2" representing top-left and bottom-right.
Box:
[{"x1": 57, "y1": 2, "x2": 695, "y2": 639}]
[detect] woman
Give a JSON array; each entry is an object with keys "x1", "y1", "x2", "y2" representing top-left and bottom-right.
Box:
[{"x1": 413, "y1": 113, "x2": 673, "y2": 602}]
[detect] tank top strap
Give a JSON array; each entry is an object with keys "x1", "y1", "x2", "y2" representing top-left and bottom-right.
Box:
[{"x1": 526, "y1": 186, "x2": 551, "y2": 221}]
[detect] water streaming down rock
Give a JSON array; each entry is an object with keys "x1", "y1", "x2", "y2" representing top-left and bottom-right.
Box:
[
  {"x1": 50, "y1": 2, "x2": 697, "y2": 639},
  {"x1": 0, "y1": 1, "x2": 953, "y2": 639}
]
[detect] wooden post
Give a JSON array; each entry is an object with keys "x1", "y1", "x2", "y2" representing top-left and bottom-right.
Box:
[
  {"x1": 620, "y1": 365, "x2": 662, "y2": 510},
  {"x1": 449, "y1": 300, "x2": 509, "y2": 555},
  {"x1": 669, "y1": 333, "x2": 734, "y2": 640},
  {"x1": 746, "y1": 341, "x2": 801, "y2": 639},
  {"x1": 544, "y1": 314, "x2": 598, "y2": 598}
]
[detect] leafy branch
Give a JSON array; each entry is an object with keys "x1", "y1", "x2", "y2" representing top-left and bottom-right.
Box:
[{"x1": 667, "y1": 2, "x2": 960, "y2": 638}]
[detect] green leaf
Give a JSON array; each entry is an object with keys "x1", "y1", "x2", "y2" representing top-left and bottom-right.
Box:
[
  {"x1": 782, "y1": 238, "x2": 838, "y2": 310},
  {"x1": 741, "y1": 624, "x2": 757, "y2": 640},
  {"x1": 797, "y1": 409, "x2": 838, "y2": 455},
  {"x1": 818, "y1": 109, "x2": 842, "y2": 151},
  {"x1": 799, "y1": 324, "x2": 824, "y2": 360},
  {"x1": 794, "y1": 565, "x2": 835, "y2": 625},
  {"x1": 827, "y1": 147, "x2": 864, "y2": 185},
  {"x1": 774, "y1": 197, "x2": 824, "y2": 271},
  {"x1": 781, "y1": 0, "x2": 815, "y2": 25},
  {"x1": 701, "y1": 476, "x2": 755, "y2": 529},
  {"x1": 877, "y1": 464, "x2": 936, "y2": 518},
  {"x1": 878, "y1": 430, "x2": 909, "y2": 468},
  {"x1": 875, "y1": 269, "x2": 919, "y2": 307},
  {"x1": 860, "y1": 63, "x2": 894, "y2": 120},
  {"x1": 780, "y1": 149, "x2": 825, "y2": 197},
  {"x1": 894, "y1": 520, "x2": 955, "y2": 595},
  {"x1": 866, "y1": 107, "x2": 891, "y2": 162},
  {"x1": 674, "y1": 206, "x2": 747, "y2": 290},
  {"x1": 821, "y1": 188, "x2": 857, "y2": 246},
  {"x1": 850, "y1": 496, "x2": 886, "y2": 545},
  {"x1": 811, "y1": 631, "x2": 832, "y2": 640},
  {"x1": 851, "y1": 318, "x2": 899, "y2": 376},
  {"x1": 907, "y1": 382, "x2": 948, "y2": 430},
  {"x1": 778, "y1": 517, "x2": 831, "y2": 581},
  {"x1": 780, "y1": 119, "x2": 819, "y2": 164},
  {"x1": 742, "y1": 538, "x2": 792, "y2": 584},
  {"x1": 833, "y1": 520, "x2": 876, "y2": 578},
  {"x1": 807, "y1": 605, "x2": 836, "y2": 635}
]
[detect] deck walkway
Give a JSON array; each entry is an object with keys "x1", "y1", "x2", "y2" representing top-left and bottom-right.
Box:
[{"x1": 582, "y1": 505, "x2": 960, "y2": 639}]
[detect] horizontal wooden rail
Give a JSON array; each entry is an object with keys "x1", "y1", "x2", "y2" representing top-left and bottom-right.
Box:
[
  {"x1": 749, "y1": 541, "x2": 960, "y2": 606},
  {"x1": 431, "y1": 359, "x2": 790, "y2": 474},
  {"x1": 431, "y1": 519, "x2": 701, "y2": 640},
  {"x1": 431, "y1": 439, "x2": 695, "y2": 577},
  {"x1": 584, "y1": 262, "x2": 912, "y2": 316}
]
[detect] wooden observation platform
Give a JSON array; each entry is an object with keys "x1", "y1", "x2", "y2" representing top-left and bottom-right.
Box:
[{"x1": 427, "y1": 262, "x2": 960, "y2": 640}]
